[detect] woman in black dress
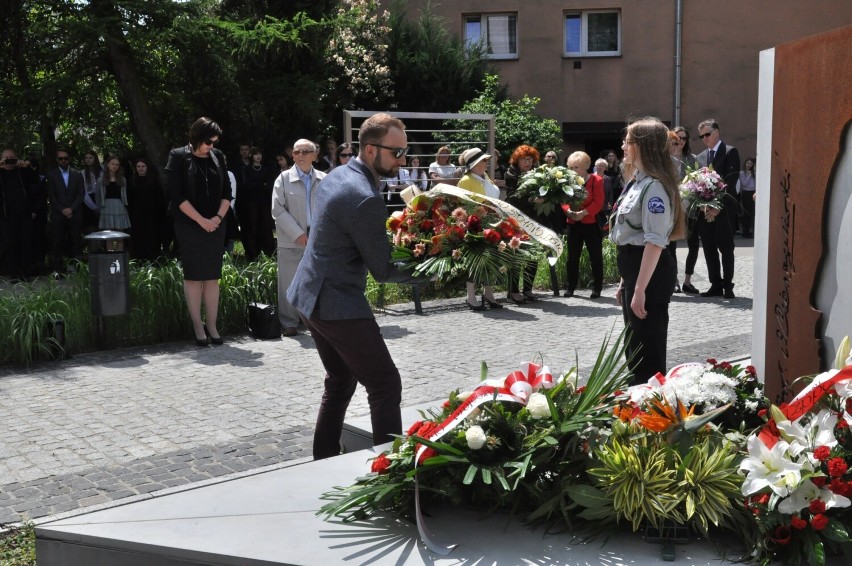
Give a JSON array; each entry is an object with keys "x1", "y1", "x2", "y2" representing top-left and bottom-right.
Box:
[
  {"x1": 127, "y1": 157, "x2": 167, "y2": 262},
  {"x1": 165, "y1": 117, "x2": 232, "y2": 347}
]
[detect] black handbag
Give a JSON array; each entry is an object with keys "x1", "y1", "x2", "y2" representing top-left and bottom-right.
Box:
[{"x1": 247, "y1": 301, "x2": 281, "y2": 339}]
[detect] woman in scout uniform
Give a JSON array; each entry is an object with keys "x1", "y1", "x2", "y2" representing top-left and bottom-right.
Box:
[{"x1": 611, "y1": 118, "x2": 686, "y2": 384}]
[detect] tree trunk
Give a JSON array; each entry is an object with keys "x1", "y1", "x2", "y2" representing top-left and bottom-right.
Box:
[{"x1": 88, "y1": 0, "x2": 169, "y2": 180}]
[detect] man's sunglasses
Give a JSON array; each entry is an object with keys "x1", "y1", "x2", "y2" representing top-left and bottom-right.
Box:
[{"x1": 369, "y1": 143, "x2": 409, "y2": 159}]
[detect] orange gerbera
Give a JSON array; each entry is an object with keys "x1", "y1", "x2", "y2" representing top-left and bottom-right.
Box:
[{"x1": 636, "y1": 396, "x2": 695, "y2": 433}]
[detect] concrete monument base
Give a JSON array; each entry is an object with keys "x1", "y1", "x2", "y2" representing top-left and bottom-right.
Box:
[{"x1": 35, "y1": 446, "x2": 738, "y2": 566}]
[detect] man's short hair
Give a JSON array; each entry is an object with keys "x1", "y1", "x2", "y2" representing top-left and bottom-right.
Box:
[
  {"x1": 358, "y1": 113, "x2": 405, "y2": 146},
  {"x1": 698, "y1": 119, "x2": 719, "y2": 131},
  {"x1": 293, "y1": 139, "x2": 318, "y2": 153},
  {"x1": 594, "y1": 158, "x2": 608, "y2": 168}
]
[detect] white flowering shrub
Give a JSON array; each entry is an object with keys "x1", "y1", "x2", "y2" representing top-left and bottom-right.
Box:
[{"x1": 326, "y1": 0, "x2": 394, "y2": 107}]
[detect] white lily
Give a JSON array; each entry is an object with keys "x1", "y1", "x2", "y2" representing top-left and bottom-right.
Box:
[
  {"x1": 835, "y1": 336, "x2": 851, "y2": 370},
  {"x1": 778, "y1": 479, "x2": 852, "y2": 514},
  {"x1": 776, "y1": 409, "x2": 838, "y2": 458},
  {"x1": 740, "y1": 436, "x2": 805, "y2": 497}
]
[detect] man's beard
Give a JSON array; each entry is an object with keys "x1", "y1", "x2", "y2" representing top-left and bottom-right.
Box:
[{"x1": 371, "y1": 153, "x2": 399, "y2": 178}]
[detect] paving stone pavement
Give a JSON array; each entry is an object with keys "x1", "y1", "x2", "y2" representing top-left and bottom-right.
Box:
[{"x1": 0, "y1": 239, "x2": 755, "y2": 526}]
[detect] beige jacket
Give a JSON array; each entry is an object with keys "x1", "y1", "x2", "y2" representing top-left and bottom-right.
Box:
[{"x1": 272, "y1": 165, "x2": 326, "y2": 248}]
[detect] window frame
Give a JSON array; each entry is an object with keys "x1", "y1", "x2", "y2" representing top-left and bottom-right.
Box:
[
  {"x1": 563, "y1": 10, "x2": 621, "y2": 58},
  {"x1": 463, "y1": 13, "x2": 519, "y2": 60}
]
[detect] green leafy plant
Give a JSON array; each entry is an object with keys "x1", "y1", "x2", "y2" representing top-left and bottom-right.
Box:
[{"x1": 0, "y1": 522, "x2": 36, "y2": 566}]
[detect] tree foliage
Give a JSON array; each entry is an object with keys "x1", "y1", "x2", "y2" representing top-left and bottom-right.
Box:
[
  {"x1": 0, "y1": 0, "x2": 520, "y2": 169},
  {"x1": 444, "y1": 75, "x2": 563, "y2": 158}
]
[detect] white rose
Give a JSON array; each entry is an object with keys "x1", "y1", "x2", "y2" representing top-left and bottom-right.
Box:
[
  {"x1": 527, "y1": 393, "x2": 551, "y2": 419},
  {"x1": 465, "y1": 425, "x2": 487, "y2": 450}
]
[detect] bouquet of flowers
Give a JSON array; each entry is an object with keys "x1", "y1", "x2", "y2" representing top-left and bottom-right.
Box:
[
  {"x1": 318, "y1": 332, "x2": 633, "y2": 535},
  {"x1": 515, "y1": 165, "x2": 586, "y2": 216},
  {"x1": 680, "y1": 165, "x2": 728, "y2": 221},
  {"x1": 387, "y1": 192, "x2": 536, "y2": 283},
  {"x1": 737, "y1": 338, "x2": 852, "y2": 566},
  {"x1": 627, "y1": 358, "x2": 766, "y2": 429}
]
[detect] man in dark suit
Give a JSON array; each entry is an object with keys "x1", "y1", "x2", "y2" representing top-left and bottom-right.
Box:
[
  {"x1": 695, "y1": 119, "x2": 740, "y2": 298},
  {"x1": 46, "y1": 149, "x2": 85, "y2": 273},
  {"x1": 287, "y1": 113, "x2": 425, "y2": 460}
]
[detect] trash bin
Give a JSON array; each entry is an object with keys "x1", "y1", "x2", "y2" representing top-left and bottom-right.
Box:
[{"x1": 84, "y1": 231, "x2": 130, "y2": 317}]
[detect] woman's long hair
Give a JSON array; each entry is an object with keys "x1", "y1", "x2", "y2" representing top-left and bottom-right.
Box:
[{"x1": 626, "y1": 117, "x2": 686, "y2": 241}]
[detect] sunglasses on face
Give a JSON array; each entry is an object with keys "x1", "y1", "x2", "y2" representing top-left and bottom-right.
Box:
[
  {"x1": 292, "y1": 149, "x2": 315, "y2": 155},
  {"x1": 339, "y1": 153, "x2": 353, "y2": 158},
  {"x1": 57, "y1": 156, "x2": 70, "y2": 161},
  {"x1": 370, "y1": 143, "x2": 409, "y2": 159},
  {"x1": 699, "y1": 131, "x2": 715, "y2": 139}
]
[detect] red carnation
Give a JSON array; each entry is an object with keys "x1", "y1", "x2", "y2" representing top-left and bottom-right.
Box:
[
  {"x1": 828, "y1": 457, "x2": 848, "y2": 478},
  {"x1": 830, "y1": 478, "x2": 850, "y2": 497},
  {"x1": 497, "y1": 220, "x2": 516, "y2": 238},
  {"x1": 746, "y1": 365, "x2": 757, "y2": 377},
  {"x1": 838, "y1": 418, "x2": 849, "y2": 430},
  {"x1": 809, "y1": 499, "x2": 827, "y2": 514},
  {"x1": 790, "y1": 516, "x2": 808, "y2": 530},
  {"x1": 420, "y1": 219, "x2": 434, "y2": 231},
  {"x1": 811, "y1": 514, "x2": 829, "y2": 531},
  {"x1": 467, "y1": 215, "x2": 482, "y2": 233},
  {"x1": 758, "y1": 409, "x2": 768, "y2": 418},
  {"x1": 771, "y1": 525, "x2": 792, "y2": 546},
  {"x1": 814, "y1": 446, "x2": 832, "y2": 461},
  {"x1": 407, "y1": 420, "x2": 424, "y2": 436},
  {"x1": 483, "y1": 229, "x2": 501, "y2": 244},
  {"x1": 417, "y1": 447, "x2": 437, "y2": 465},
  {"x1": 371, "y1": 454, "x2": 391, "y2": 474},
  {"x1": 706, "y1": 358, "x2": 717, "y2": 365},
  {"x1": 449, "y1": 225, "x2": 465, "y2": 240},
  {"x1": 812, "y1": 476, "x2": 828, "y2": 488}
]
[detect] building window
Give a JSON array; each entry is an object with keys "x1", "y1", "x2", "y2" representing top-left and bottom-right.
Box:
[
  {"x1": 464, "y1": 14, "x2": 517, "y2": 59},
  {"x1": 564, "y1": 11, "x2": 620, "y2": 57}
]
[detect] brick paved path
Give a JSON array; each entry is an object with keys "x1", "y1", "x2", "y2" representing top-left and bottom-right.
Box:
[{"x1": 0, "y1": 240, "x2": 755, "y2": 525}]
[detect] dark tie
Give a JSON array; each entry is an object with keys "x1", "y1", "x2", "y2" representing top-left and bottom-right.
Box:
[{"x1": 708, "y1": 150, "x2": 715, "y2": 166}]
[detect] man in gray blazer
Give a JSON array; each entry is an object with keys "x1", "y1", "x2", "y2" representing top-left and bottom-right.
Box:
[
  {"x1": 272, "y1": 139, "x2": 326, "y2": 336},
  {"x1": 287, "y1": 113, "x2": 425, "y2": 460}
]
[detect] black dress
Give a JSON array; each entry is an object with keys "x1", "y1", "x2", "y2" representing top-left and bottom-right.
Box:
[
  {"x1": 127, "y1": 175, "x2": 167, "y2": 262},
  {"x1": 165, "y1": 146, "x2": 232, "y2": 280}
]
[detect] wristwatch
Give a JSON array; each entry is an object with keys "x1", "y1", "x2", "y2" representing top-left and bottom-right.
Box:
[{"x1": 216, "y1": 213, "x2": 224, "y2": 221}]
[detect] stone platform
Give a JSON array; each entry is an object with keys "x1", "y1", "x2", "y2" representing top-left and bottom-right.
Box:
[{"x1": 35, "y1": 446, "x2": 735, "y2": 565}]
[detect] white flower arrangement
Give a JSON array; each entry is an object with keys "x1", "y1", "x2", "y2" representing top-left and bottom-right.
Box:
[
  {"x1": 465, "y1": 425, "x2": 487, "y2": 450},
  {"x1": 527, "y1": 393, "x2": 551, "y2": 419}
]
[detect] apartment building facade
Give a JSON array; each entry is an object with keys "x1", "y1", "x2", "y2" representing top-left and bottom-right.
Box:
[{"x1": 392, "y1": 1, "x2": 852, "y2": 161}]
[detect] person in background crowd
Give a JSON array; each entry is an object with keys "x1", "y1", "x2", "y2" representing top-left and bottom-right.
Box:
[
  {"x1": 238, "y1": 144, "x2": 251, "y2": 168},
  {"x1": 669, "y1": 126, "x2": 701, "y2": 294},
  {"x1": 405, "y1": 155, "x2": 428, "y2": 190},
  {"x1": 26, "y1": 156, "x2": 48, "y2": 276},
  {"x1": 81, "y1": 150, "x2": 102, "y2": 234},
  {"x1": 491, "y1": 149, "x2": 507, "y2": 185},
  {"x1": 602, "y1": 149, "x2": 624, "y2": 202},
  {"x1": 317, "y1": 137, "x2": 337, "y2": 171},
  {"x1": 46, "y1": 149, "x2": 85, "y2": 274},
  {"x1": 275, "y1": 152, "x2": 290, "y2": 173},
  {"x1": 165, "y1": 117, "x2": 232, "y2": 347},
  {"x1": 695, "y1": 119, "x2": 740, "y2": 298},
  {"x1": 128, "y1": 157, "x2": 167, "y2": 262},
  {"x1": 457, "y1": 147, "x2": 505, "y2": 311},
  {"x1": 97, "y1": 156, "x2": 131, "y2": 231},
  {"x1": 335, "y1": 143, "x2": 354, "y2": 171},
  {"x1": 235, "y1": 147, "x2": 275, "y2": 261},
  {"x1": 272, "y1": 139, "x2": 326, "y2": 337},
  {"x1": 594, "y1": 158, "x2": 614, "y2": 215},
  {"x1": 0, "y1": 148, "x2": 39, "y2": 280},
  {"x1": 543, "y1": 150, "x2": 558, "y2": 167},
  {"x1": 287, "y1": 113, "x2": 427, "y2": 460},
  {"x1": 428, "y1": 145, "x2": 456, "y2": 184},
  {"x1": 738, "y1": 157, "x2": 756, "y2": 238},
  {"x1": 504, "y1": 144, "x2": 544, "y2": 303},
  {"x1": 611, "y1": 117, "x2": 686, "y2": 385},
  {"x1": 221, "y1": 153, "x2": 239, "y2": 254},
  {"x1": 563, "y1": 151, "x2": 604, "y2": 299}
]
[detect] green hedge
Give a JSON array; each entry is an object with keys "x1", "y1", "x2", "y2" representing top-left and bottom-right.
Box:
[{"x1": 0, "y1": 239, "x2": 619, "y2": 366}]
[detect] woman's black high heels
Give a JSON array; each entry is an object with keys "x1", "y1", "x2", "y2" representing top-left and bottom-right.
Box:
[
  {"x1": 203, "y1": 325, "x2": 224, "y2": 346},
  {"x1": 194, "y1": 335, "x2": 209, "y2": 347},
  {"x1": 466, "y1": 299, "x2": 487, "y2": 311},
  {"x1": 483, "y1": 296, "x2": 503, "y2": 309}
]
